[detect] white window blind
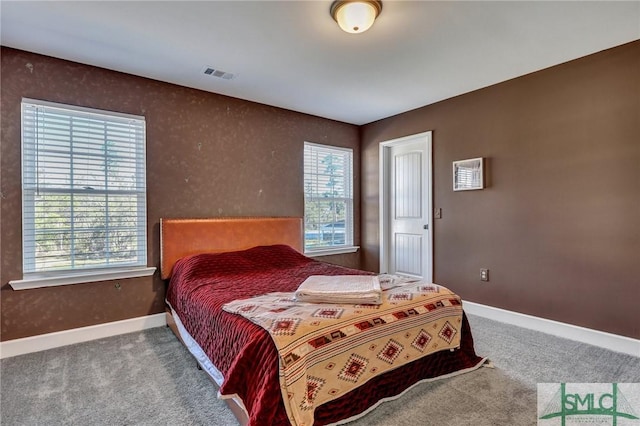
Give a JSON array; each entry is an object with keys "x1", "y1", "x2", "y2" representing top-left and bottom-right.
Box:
[
  {"x1": 304, "y1": 142, "x2": 354, "y2": 252},
  {"x1": 21, "y1": 99, "x2": 147, "y2": 275}
]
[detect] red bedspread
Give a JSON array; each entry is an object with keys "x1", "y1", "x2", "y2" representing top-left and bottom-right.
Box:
[{"x1": 166, "y1": 245, "x2": 483, "y2": 425}]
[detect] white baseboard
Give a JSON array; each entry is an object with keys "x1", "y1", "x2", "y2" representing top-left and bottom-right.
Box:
[
  {"x1": 0, "y1": 313, "x2": 166, "y2": 359},
  {"x1": 463, "y1": 301, "x2": 640, "y2": 358}
]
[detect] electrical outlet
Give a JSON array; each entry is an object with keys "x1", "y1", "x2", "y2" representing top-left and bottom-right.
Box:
[{"x1": 480, "y1": 269, "x2": 489, "y2": 282}]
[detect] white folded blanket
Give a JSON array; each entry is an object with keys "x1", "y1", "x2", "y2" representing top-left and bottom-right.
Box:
[{"x1": 295, "y1": 275, "x2": 382, "y2": 305}]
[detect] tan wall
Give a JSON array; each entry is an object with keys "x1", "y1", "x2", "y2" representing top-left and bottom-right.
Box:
[
  {"x1": 361, "y1": 41, "x2": 640, "y2": 339},
  {"x1": 0, "y1": 47, "x2": 361, "y2": 341}
]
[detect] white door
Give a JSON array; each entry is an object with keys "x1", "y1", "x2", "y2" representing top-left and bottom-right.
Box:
[{"x1": 380, "y1": 132, "x2": 432, "y2": 280}]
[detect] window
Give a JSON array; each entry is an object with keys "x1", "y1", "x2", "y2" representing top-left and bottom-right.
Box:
[
  {"x1": 303, "y1": 142, "x2": 355, "y2": 254},
  {"x1": 20, "y1": 99, "x2": 148, "y2": 279}
]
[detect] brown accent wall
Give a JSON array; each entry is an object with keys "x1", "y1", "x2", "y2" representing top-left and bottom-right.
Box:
[
  {"x1": 361, "y1": 41, "x2": 640, "y2": 339},
  {"x1": 0, "y1": 47, "x2": 361, "y2": 341}
]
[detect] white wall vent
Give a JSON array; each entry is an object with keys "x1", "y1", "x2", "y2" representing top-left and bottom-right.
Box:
[{"x1": 202, "y1": 66, "x2": 235, "y2": 80}]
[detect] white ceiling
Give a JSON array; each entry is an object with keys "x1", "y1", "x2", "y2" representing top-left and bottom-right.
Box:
[{"x1": 1, "y1": 1, "x2": 639, "y2": 125}]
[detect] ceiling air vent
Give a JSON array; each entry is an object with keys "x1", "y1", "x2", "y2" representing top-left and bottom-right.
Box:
[{"x1": 202, "y1": 66, "x2": 235, "y2": 80}]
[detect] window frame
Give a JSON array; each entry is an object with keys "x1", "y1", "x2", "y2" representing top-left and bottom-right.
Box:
[
  {"x1": 11, "y1": 99, "x2": 154, "y2": 290},
  {"x1": 303, "y1": 141, "x2": 358, "y2": 256}
]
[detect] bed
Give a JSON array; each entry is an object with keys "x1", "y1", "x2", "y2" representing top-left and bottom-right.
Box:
[{"x1": 161, "y1": 217, "x2": 485, "y2": 426}]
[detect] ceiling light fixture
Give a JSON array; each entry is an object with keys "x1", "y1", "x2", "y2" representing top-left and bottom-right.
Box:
[{"x1": 330, "y1": 0, "x2": 382, "y2": 34}]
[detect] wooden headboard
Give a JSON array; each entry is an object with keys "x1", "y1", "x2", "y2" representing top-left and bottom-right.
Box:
[{"x1": 159, "y1": 217, "x2": 303, "y2": 280}]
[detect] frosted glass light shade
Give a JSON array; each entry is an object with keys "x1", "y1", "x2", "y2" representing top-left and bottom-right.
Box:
[{"x1": 331, "y1": 1, "x2": 382, "y2": 34}]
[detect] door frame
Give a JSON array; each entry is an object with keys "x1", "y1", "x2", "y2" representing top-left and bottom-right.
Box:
[{"x1": 379, "y1": 131, "x2": 433, "y2": 280}]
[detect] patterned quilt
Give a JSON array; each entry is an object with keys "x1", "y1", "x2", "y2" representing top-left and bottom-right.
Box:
[
  {"x1": 223, "y1": 280, "x2": 463, "y2": 426},
  {"x1": 166, "y1": 244, "x2": 484, "y2": 425}
]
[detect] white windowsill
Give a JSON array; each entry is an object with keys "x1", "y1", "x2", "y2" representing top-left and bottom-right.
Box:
[
  {"x1": 9, "y1": 267, "x2": 157, "y2": 290},
  {"x1": 305, "y1": 246, "x2": 359, "y2": 257}
]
